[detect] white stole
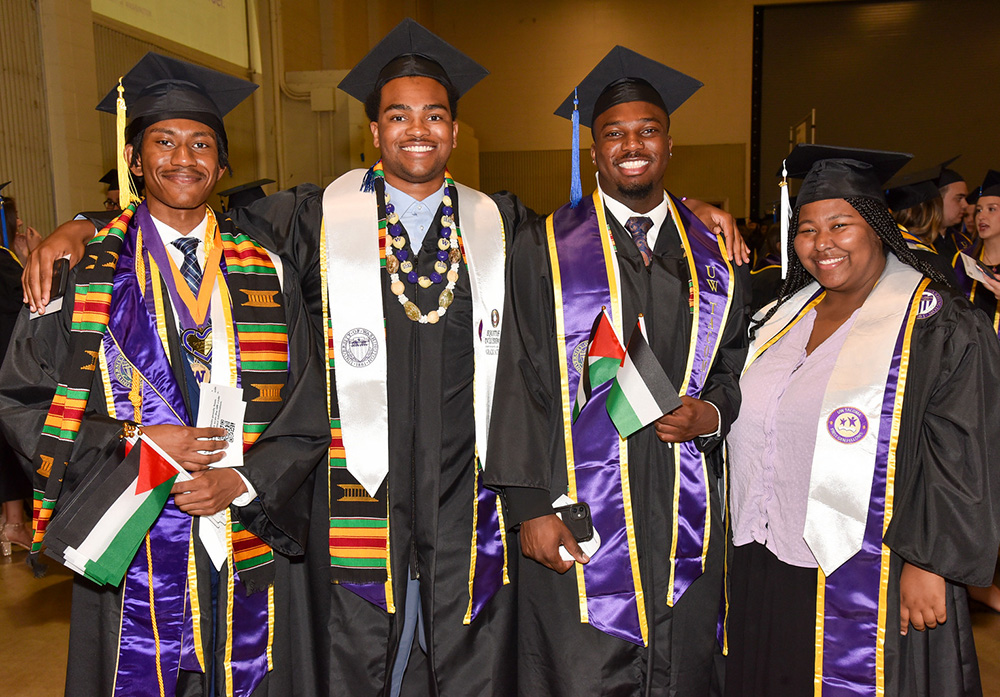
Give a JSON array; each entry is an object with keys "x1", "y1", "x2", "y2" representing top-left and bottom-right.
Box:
[
  {"x1": 322, "y1": 170, "x2": 505, "y2": 496},
  {"x1": 746, "y1": 255, "x2": 922, "y2": 574}
]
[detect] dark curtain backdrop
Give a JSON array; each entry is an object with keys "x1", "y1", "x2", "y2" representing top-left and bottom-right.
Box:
[{"x1": 757, "y1": 0, "x2": 999, "y2": 216}]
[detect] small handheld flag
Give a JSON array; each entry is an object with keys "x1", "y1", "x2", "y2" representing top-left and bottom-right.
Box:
[
  {"x1": 41, "y1": 433, "x2": 191, "y2": 587},
  {"x1": 606, "y1": 317, "x2": 682, "y2": 437},
  {"x1": 572, "y1": 308, "x2": 625, "y2": 421}
]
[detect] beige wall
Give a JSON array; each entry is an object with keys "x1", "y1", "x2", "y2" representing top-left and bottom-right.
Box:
[
  {"x1": 429, "y1": 0, "x2": 841, "y2": 214},
  {"x1": 432, "y1": 0, "x2": 840, "y2": 152}
]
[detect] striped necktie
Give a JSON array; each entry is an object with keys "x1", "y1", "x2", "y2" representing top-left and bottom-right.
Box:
[
  {"x1": 172, "y1": 236, "x2": 202, "y2": 294},
  {"x1": 625, "y1": 216, "x2": 654, "y2": 266}
]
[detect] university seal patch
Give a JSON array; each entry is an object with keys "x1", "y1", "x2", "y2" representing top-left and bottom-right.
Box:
[
  {"x1": 827, "y1": 406, "x2": 868, "y2": 444},
  {"x1": 341, "y1": 328, "x2": 378, "y2": 368},
  {"x1": 917, "y1": 289, "x2": 942, "y2": 319},
  {"x1": 572, "y1": 340, "x2": 589, "y2": 375}
]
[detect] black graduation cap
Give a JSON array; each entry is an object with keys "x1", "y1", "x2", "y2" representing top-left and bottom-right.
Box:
[
  {"x1": 337, "y1": 18, "x2": 488, "y2": 103},
  {"x1": 218, "y1": 179, "x2": 274, "y2": 211},
  {"x1": 936, "y1": 159, "x2": 964, "y2": 188},
  {"x1": 95, "y1": 52, "x2": 257, "y2": 147},
  {"x1": 554, "y1": 46, "x2": 703, "y2": 126},
  {"x1": 99, "y1": 169, "x2": 119, "y2": 190},
  {"x1": 966, "y1": 170, "x2": 1000, "y2": 204},
  {"x1": 884, "y1": 156, "x2": 958, "y2": 211},
  {"x1": 781, "y1": 144, "x2": 912, "y2": 209}
]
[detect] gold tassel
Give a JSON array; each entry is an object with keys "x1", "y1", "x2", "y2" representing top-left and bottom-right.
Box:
[{"x1": 116, "y1": 78, "x2": 140, "y2": 207}]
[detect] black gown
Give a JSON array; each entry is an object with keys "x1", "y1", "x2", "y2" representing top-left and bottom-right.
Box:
[
  {"x1": 0, "y1": 247, "x2": 30, "y2": 503},
  {"x1": 230, "y1": 182, "x2": 536, "y2": 697},
  {"x1": 484, "y1": 201, "x2": 751, "y2": 697},
  {"x1": 0, "y1": 224, "x2": 328, "y2": 697},
  {"x1": 726, "y1": 284, "x2": 1000, "y2": 697}
]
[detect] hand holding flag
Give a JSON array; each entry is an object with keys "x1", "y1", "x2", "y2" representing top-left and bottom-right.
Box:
[
  {"x1": 606, "y1": 317, "x2": 682, "y2": 438},
  {"x1": 42, "y1": 432, "x2": 191, "y2": 587}
]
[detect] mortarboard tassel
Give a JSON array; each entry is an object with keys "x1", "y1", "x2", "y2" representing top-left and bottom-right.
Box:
[
  {"x1": 779, "y1": 160, "x2": 791, "y2": 279},
  {"x1": 360, "y1": 163, "x2": 376, "y2": 193},
  {"x1": 115, "y1": 79, "x2": 140, "y2": 208},
  {"x1": 0, "y1": 199, "x2": 7, "y2": 250},
  {"x1": 570, "y1": 88, "x2": 582, "y2": 209}
]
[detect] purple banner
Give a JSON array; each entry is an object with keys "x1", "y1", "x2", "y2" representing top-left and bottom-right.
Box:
[
  {"x1": 115, "y1": 499, "x2": 192, "y2": 697},
  {"x1": 669, "y1": 195, "x2": 734, "y2": 604},
  {"x1": 108, "y1": 210, "x2": 270, "y2": 696},
  {"x1": 550, "y1": 194, "x2": 645, "y2": 646},
  {"x1": 818, "y1": 285, "x2": 915, "y2": 695},
  {"x1": 468, "y1": 469, "x2": 506, "y2": 622}
]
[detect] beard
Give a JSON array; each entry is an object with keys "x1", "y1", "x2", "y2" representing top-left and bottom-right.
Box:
[{"x1": 615, "y1": 179, "x2": 655, "y2": 202}]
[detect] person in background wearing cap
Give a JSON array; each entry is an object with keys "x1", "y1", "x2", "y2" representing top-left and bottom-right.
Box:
[
  {"x1": 936, "y1": 165, "x2": 973, "y2": 262},
  {"x1": 218, "y1": 179, "x2": 274, "y2": 213},
  {"x1": 0, "y1": 53, "x2": 327, "y2": 697},
  {"x1": 727, "y1": 145, "x2": 1000, "y2": 696},
  {"x1": 884, "y1": 158, "x2": 960, "y2": 284},
  {"x1": 953, "y1": 170, "x2": 1000, "y2": 325},
  {"x1": 0, "y1": 189, "x2": 34, "y2": 556},
  {"x1": 485, "y1": 47, "x2": 750, "y2": 696}
]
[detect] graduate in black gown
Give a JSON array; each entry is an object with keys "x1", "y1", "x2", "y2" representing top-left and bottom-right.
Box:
[
  {"x1": 227, "y1": 20, "x2": 534, "y2": 697},
  {"x1": 727, "y1": 145, "x2": 1000, "y2": 697},
  {"x1": 0, "y1": 55, "x2": 327, "y2": 697},
  {"x1": 0, "y1": 189, "x2": 32, "y2": 555},
  {"x1": 953, "y1": 170, "x2": 1000, "y2": 331},
  {"x1": 485, "y1": 48, "x2": 750, "y2": 696},
  {"x1": 935, "y1": 164, "x2": 974, "y2": 262}
]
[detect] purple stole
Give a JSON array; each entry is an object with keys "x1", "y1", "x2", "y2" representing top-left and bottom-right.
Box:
[
  {"x1": 546, "y1": 190, "x2": 734, "y2": 646},
  {"x1": 101, "y1": 210, "x2": 271, "y2": 697}
]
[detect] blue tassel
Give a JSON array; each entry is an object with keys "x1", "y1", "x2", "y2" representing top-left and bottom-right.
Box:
[
  {"x1": 570, "y1": 88, "x2": 583, "y2": 209},
  {"x1": 360, "y1": 165, "x2": 376, "y2": 193},
  {"x1": 0, "y1": 202, "x2": 7, "y2": 249}
]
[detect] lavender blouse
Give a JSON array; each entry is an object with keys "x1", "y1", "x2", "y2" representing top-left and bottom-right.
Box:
[{"x1": 729, "y1": 308, "x2": 859, "y2": 568}]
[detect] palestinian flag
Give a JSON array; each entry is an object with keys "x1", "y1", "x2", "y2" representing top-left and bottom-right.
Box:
[
  {"x1": 43, "y1": 434, "x2": 190, "y2": 587},
  {"x1": 606, "y1": 317, "x2": 682, "y2": 437},
  {"x1": 573, "y1": 308, "x2": 625, "y2": 421}
]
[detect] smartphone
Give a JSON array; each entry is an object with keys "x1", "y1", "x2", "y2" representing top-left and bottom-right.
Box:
[
  {"x1": 553, "y1": 501, "x2": 594, "y2": 543},
  {"x1": 976, "y1": 259, "x2": 997, "y2": 281},
  {"x1": 50, "y1": 258, "x2": 69, "y2": 301}
]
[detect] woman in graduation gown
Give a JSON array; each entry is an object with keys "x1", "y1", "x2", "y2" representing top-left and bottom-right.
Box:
[
  {"x1": 726, "y1": 145, "x2": 1000, "y2": 697},
  {"x1": 952, "y1": 170, "x2": 1000, "y2": 334}
]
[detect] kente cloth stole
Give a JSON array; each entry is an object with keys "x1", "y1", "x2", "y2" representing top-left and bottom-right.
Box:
[
  {"x1": 547, "y1": 190, "x2": 734, "y2": 646},
  {"x1": 952, "y1": 244, "x2": 1000, "y2": 339},
  {"x1": 744, "y1": 256, "x2": 928, "y2": 695},
  {"x1": 32, "y1": 202, "x2": 288, "y2": 697},
  {"x1": 319, "y1": 166, "x2": 508, "y2": 621}
]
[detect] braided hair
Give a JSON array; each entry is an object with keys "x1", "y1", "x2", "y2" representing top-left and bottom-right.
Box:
[{"x1": 750, "y1": 196, "x2": 951, "y2": 337}]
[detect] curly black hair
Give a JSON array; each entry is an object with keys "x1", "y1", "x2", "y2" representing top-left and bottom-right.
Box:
[{"x1": 751, "y1": 196, "x2": 950, "y2": 337}]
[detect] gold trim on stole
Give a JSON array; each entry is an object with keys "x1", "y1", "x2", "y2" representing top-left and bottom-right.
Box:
[
  {"x1": 464, "y1": 463, "x2": 483, "y2": 625},
  {"x1": 224, "y1": 508, "x2": 235, "y2": 697},
  {"x1": 666, "y1": 196, "x2": 736, "y2": 607},
  {"x1": 814, "y1": 569, "x2": 826, "y2": 697}
]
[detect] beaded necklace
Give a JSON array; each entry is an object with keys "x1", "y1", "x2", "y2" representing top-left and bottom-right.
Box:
[{"x1": 376, "y1": 161, "x2": 465, "y2": 324}]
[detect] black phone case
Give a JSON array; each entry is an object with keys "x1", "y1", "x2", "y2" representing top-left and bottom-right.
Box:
[
  {"x1": 51, "y1": 258, "x2": 70, "y2": 301},
  {"x1": 553, "y1": 502, "x2": 594, "y2": 542}
]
